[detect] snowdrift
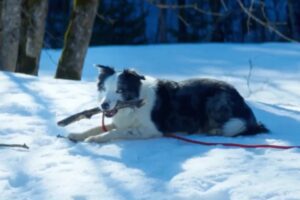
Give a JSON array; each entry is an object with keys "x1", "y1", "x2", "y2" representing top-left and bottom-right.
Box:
[{"x1": 1, "y1": 43, "x2": 300, "y2": 200}]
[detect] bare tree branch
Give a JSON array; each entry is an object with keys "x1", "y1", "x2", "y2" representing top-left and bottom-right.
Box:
[
  {"x1": 247, "y1": 0, "x2": 255, "y2": 33},
  {"x1": 177, "y1": 14, "x2": 190, "y2": 27},
  {"x1": 260, "y1": 1, "x2": 268, "y2": 23},
  {"x1": 258, "y1": 1, "x2": 287, "y2": 27},
  {"x1": 148, "y1": 1, "x2": 223, "y2": 16},
  {"x1": 220, "y1": 0, "x2": 228, "y2": 11},
  {"x1": 236, "y1": 0, "x2": 298, "y2": 42},
  {"x1": 96, "y1": 13, "x2": 116, "y2": 25}
]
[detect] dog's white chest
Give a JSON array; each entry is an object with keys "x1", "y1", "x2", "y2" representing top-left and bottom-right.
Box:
[{"x1": 112, "y1": 108, "x2": 138, "y2": 129}]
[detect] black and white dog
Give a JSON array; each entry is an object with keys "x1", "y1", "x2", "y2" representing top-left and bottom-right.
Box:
[{"x1": 68, "y1": 65, "x2": 268, "y2": 143}]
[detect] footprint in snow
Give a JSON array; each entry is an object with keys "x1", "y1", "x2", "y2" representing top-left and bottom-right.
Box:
[{"x1": 8, "y1": 171, "x2": 30, "y2": 188}]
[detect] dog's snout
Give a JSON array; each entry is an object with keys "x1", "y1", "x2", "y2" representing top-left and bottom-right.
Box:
[{"x1": 101, "y1": 102, "x2": 110, "y2": 111}]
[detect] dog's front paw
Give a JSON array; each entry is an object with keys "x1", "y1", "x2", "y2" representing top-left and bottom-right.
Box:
[
  {"x1": 84, "y1": 136, "x2": 98, "y2": 143},
  {"x1": 84, "y1": 135, "x2": 107, "y2": 143},
  {"x1": 68, "y1": 133, "x2": 86, "y2": 142}
]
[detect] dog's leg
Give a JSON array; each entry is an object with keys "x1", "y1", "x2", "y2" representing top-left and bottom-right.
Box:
[
  {"x1": 68, "y1": 124, "x2": 115, "y2": 141},
  {"x1": 84, "y1": 128, "x2": 161, "y2": 143}
]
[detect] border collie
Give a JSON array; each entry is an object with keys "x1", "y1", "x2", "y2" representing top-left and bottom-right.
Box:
[{"x1": 68, "y1": 65, "x2": 268, "y2": 143}]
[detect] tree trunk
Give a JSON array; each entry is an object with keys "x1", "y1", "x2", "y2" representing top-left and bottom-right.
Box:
[
  {"x1": 209, "y1": 0, "x2": 223, "y2": 42},
  {"x1": 0, "y1": 0, "x2": 2, "y2": 59},
  {"x1": 156, "y1": 0, "x2": 167, "y2": 43},
  {"x1": 0, "y1": 0, "x2": 22, "y2": 72},
  {"x1": 16, "y1": 0, "x2": 48, "y2": 76},
  {"x1": 177, "y1": 0, "x2": 187, "y2": 42},
  {"x1": 55, "y1": 0, "x2": 99, "y2": 80},
  {"x1": 287, "y1": 0, "x2": 300, "y2": 40}
]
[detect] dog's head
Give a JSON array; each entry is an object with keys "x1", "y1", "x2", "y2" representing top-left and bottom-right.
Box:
[{"x1": 96, "y1": 65, "x2": 145, "y2": 117}]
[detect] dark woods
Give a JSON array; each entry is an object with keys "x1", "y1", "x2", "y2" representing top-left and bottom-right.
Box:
[
  {"x1": 45, "y1": 0, "x2": 300, "y2": 49},
  {"x1": 1, "y1": 0, "x2": 299, "y2": 80}
]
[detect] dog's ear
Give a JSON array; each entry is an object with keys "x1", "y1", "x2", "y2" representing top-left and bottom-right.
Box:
[
  {"x1": 124, "y1": 69, "x2": 145, "y2": 80},
  {"x1": 135, "y1": 71, "x2": 146, "y2": 80},
  {"x1": 94, "y1": 64, "x2": 115, "y2": 75}
]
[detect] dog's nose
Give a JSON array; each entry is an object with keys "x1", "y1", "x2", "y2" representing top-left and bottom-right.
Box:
[{"x1": 101, "y1": 102, "x2": 110, "y2": 111}]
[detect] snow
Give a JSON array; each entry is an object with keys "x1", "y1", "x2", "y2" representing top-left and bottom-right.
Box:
[{"x1": 1, "y1": 43, "x2": 300, "y2": 200}]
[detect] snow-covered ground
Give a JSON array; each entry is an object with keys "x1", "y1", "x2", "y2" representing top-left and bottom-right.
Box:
[{"x1": 1, "y1": 43, "x2": 300, "y2": 200}]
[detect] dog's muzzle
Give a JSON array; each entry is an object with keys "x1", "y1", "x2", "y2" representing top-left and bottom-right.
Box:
[
  {"x1": 101, "y1": 99, "x2": 145, "y2": 118},
  {"x1": 104, "y1": 108, "x2": 118, "y2": 118},
  {"x1": 101, "y1": 102, "x2": 118, "y2": 118}
]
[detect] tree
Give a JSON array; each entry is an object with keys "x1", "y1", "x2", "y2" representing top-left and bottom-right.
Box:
[
  {"x1": 91, "y1": 0, "x2": 147, "y2": 45},
  {"x1": 156, "y1": 0, "x2": 167, "y2": 42},
  {"x1": 44, "y1": 0, "x2": 72, "y2": 49},
  {"x1": 177, "y1": 0, "x2": 188, "y2": 42},
  {"x1": 0, "y1": 0, "x2": 2, "y2": 62},
  {"x1": 0, "y1": 0, "x2": 48, "y2": 75},
  {"x1": 167, "y1": 1, "x2": 225, "y2": 42},
  {"x1": 151, "y1": 0, "x2": 299, "y2": 43},
  {"x1": 55, "y1": 0, "x2": 99, "y2": 80},
  {"x1": 208, "y1": 0, "x2": 224, "y2": 42},
  {"x1": 0, "y1": 0, "x2": 22, "y2": 72},
  {"x1": 0, "y1": 0, "x2": 2, "y2": 57},
  {"x1": 16, "y1": 0, "x2": 48, "y2": 75},
  {"x1": 287, "y1": 0, "x2": 300, "y2": 40}
]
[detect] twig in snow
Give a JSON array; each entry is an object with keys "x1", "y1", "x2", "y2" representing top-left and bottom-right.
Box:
[
  {"x1": 0, "y1": 143, "x2": 29, "y2": 149},
  {"x1": 57, "y1": 134, "x2": 77, "y2": 143},
  {"x1": 247, "y1": 59, "x2": 254, "y2": 97}
]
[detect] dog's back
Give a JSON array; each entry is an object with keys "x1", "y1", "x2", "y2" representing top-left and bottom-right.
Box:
[{"x1": 151, "y1": 78, "x2": 268, "y2": 136}]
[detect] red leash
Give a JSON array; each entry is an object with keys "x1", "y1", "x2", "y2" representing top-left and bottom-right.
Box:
[
  {"x1": 101, "y1": 113, "x2": 108, "y2": 132},
  {"x1": 102, "y1": 114, "x2": 299, "y2": 150},
  {"x1": 166, "y1": 134, "x2": 300, "y2": 150}
]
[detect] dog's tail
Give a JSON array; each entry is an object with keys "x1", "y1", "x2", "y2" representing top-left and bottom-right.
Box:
[{"x1": 241, "y1": 122, "x2": 269, "y2": 136}]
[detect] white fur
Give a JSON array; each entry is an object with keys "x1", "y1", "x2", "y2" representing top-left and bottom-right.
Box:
[
  {"x1": 222, "y1": 118, "x2": 246, "y2": 137},
  {"x1": 69, "y1": 75, "x2": 162, "y2": 143},
  {"x1": 108, "y1": 75, "x2": 162, "y2": 138},
  {"x1": 68, "y1": 73, "x2": 248, "y2": 143},
  {"x1": 99, "y1": 73, "x2": 121, "y2": 110}
]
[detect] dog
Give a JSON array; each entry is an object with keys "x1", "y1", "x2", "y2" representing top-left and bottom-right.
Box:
[{"x1": 68, "y1": 65, "x2": 268, "y2": 143}]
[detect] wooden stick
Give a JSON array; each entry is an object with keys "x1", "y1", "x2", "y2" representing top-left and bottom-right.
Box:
[
  {"x1": 0, "y1": 143, "x2": 29, "y2": 149},
  {"x1": 57, "y1": 107, "x2": 101, "y2": 127},
  {"x1": 57, "y1": 99, "x2": 145, "y2": 127}
]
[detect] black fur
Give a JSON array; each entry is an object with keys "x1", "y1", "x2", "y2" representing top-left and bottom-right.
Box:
[
  {"x1": 151, "y1": 78, "x2": 268, "y2": 136},
  {"x1": 96, "y1": 65, "x2": 115, "y2": 91},
  {"x1": 95, "y1": 65, "x2": 268, "y2": 136},
  {"x1": 239, "y1": 122, "x2": 269, "y2": 136},
  {"x1": 117, "y1": 69, "x2": 145, "y2": 101}
]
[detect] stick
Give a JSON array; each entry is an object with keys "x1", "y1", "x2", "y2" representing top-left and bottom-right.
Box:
[
  {"x1": 57, "y1": 99, "x2": 145, "y2": 127},
  {"x1": 0, "y1": 143, "x2": 29, "y2": 149},
  {"x1": 57, "y1": 134, "x2": 77, "y2": 143},
  {"x1": 57, "y1": 107, "x2": 101, "y2": 127}
]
